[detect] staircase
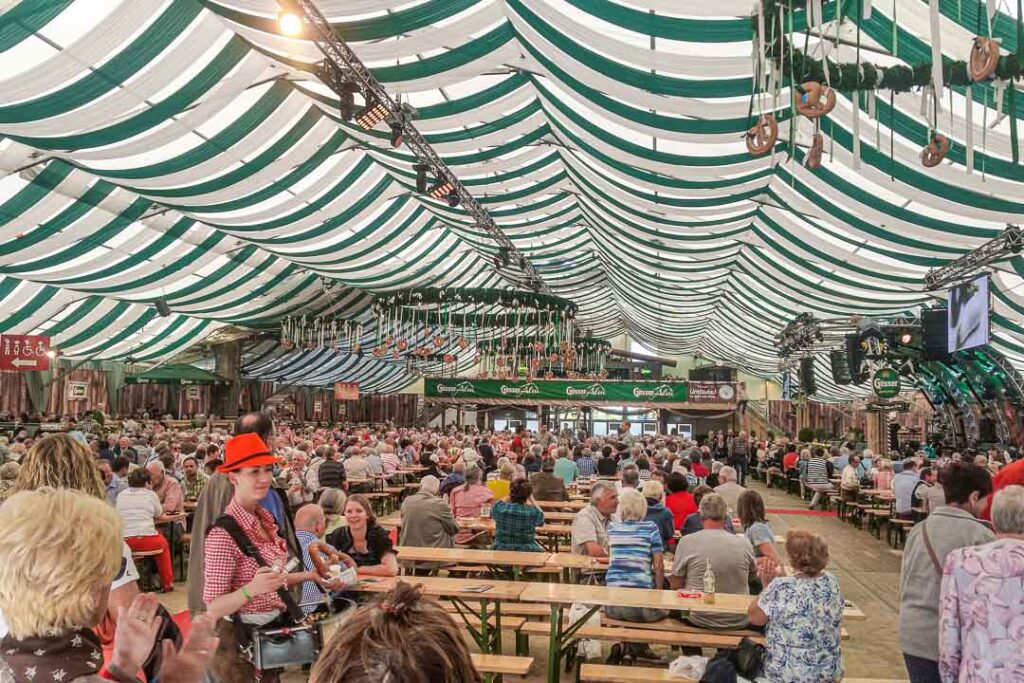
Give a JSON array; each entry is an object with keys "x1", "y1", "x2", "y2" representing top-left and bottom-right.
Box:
[{"x1": 745, "y1": 399, "x2": 790, "y2": 438}]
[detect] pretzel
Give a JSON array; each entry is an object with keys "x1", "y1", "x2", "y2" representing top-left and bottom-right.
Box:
[
  {"x1": 794, "y1": 82, "x2": 836, "y2": 119},
  {"x1": 745, "y1": 114, "x2": 778, "y2": 156},
  {"x1": 307, "y1": 541, "x2": 356, "y2": 579},
  {"x1": 806, "y1": 132, "x2": 824, "y2": 169},
  {"x1": 970, "y1": 37, "x2": 1000, "y2": 82},
  {"x1": 920, "y1": 134, "x2": 950, "y2": 168}
]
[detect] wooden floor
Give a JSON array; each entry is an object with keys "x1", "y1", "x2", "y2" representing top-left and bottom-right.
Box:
[{"x1": 159, "y1": 480, "x2": 908, "y2": 681}]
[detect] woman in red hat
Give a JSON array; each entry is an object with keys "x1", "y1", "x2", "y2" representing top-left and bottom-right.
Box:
[{"x1": 202, "y1": 433, "x2": 333, "y2": 683}]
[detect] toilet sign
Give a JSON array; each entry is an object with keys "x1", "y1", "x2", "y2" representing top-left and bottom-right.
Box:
[{"x1": 0, "y1": 335, "x2": 51, "y2": 371}]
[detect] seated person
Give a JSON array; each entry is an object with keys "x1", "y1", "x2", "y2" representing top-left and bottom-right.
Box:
[
  {"x1": 326, "y1": 494, "x2": 398, "y2": 576},
  {"x1": 116, "y1": 468, "x2": 175, "y2": 592},
  {"x1": 399, "y1": 476, "x2": 459, "y2": 574},
  {"x1": 491, "y1": 479, "x2": 545, "y2": 552},
  {"x1": 681, "y1": 484, "x2": 734, "y2": 535},
  {"x1": 309, "y1": 582, "x2": 478, "y2": 682},
  {"x1": 530, "y1": 457, "x2": 568, "y2": 501},
  {"x1": 670, "y1": 493, "x2": 756, "y2": 630}
]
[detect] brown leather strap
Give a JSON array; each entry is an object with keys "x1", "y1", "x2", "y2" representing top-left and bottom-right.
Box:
[{"x1": 920, "y1": 521, "x2": 943, "y2": 575}]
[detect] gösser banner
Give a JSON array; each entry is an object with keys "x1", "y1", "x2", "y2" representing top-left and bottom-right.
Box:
[{"x1": 425, "y1": 379, "x2": 701, "y2": 403}]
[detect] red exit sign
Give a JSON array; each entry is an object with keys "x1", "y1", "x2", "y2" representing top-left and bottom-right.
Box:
[{"x1": 0, "y1": 335, "x2": 51, "y2": 371}]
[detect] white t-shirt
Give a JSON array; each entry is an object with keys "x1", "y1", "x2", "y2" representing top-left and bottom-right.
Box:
[
  {"x1": 0, "y1": 543, "x2": 137, "y2": 638},
  {"x1": 116, "y1": 488, "x2": 162, "y2": 537}
]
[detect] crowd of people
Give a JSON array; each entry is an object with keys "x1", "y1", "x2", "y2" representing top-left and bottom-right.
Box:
[{"x1": 1, "y1": 415, "x2": 1022, "y2": 682}]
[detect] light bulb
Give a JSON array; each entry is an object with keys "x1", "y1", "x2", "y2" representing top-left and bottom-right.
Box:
[{"x1": 278, "y1": 11, "x2": 303, "y2": 36}]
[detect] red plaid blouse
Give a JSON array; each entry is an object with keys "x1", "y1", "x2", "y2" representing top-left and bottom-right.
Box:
[{"x1": 203, "y1": 499, "x2": 288, "y2": 615}]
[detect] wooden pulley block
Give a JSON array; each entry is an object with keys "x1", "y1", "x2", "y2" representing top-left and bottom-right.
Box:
[
  {"x1": 969, "y1": 37, "x2": 1000, "y2": 82},
  {"x1": 794, "y1": 82, "x2": 836, "y2": 118},
  {"x1": 920, "y1": 134, "x2": 950, "y2": 168},
  {"x1": 745, "y1": 114, "x2": 778, "y2": 156},
  {"x1": 806, "y1": 132, "x2": 824, "y2": 169}
]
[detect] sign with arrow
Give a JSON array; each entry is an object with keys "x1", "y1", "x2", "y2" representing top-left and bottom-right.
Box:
[{"x1": 0, "y1": 335, "x2": 51, "y2": 372}]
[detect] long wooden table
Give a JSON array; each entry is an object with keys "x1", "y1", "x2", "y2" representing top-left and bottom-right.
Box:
[
  {"x1": 395, "y1": 546, "x2": 551, "y2": 580},
  {"x1": 353, "y1": 575, "x2": 527, "y2": 656},
  {"x1": 518, "y1": 582, "x2": 864, "y2": 683}
]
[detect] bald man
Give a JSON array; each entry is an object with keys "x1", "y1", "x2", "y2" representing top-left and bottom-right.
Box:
[
  {"x1": 145, "y1": 460, "x2": 182, "y2": 514},
  {"x1": 294, "y1": 504, "x2": 331, "y2": 613}
]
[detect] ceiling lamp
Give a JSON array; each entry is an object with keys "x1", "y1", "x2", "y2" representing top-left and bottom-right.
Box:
[
  {"x1": 277, "y1": 11, "x2": 304, "y2": 37},
  {"x1": 355, "y1": 101, "x2": 389, "y2": 130},
  {"x1": 445, "y1": 192, "x2": 461, "y2": 207}
]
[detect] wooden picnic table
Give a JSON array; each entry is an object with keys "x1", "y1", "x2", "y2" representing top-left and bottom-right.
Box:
[
  {"x1": 353, "y1": 575, "x2": 527, "y2": 655},
  {"x1": 535, "y1": 499, "x2": 585, "y2": 511},
  {"x1": 395, "y1": 546, "x2": 551, "y2": 580}
]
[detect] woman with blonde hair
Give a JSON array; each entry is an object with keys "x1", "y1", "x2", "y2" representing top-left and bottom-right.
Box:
[
  {"x1": 0, "y1": 488, "x2": 217, "y2": 683},
  {"x1": 319, "y1": 486, "x2": 348, "y2": 537}
]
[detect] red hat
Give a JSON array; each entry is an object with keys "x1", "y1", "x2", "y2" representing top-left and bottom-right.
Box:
[{"x1": 218, "y1": 433, "x2": 283, "y2": 473}]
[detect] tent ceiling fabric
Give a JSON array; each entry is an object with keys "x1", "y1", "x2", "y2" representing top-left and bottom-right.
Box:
[{"x1": 1, "y1": 0, "x2": 1023, "y2": 399}]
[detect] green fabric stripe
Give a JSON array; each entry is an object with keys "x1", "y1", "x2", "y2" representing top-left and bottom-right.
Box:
[
  {"x1": 6, "y1": 37, "x2": 250, "y2": 149},
  {"x1": 562, "y1": 0, "x2": 749, "y2": 42},
  {"x1": 71, "y1": 308, "x2": 159, "y2": 353},
  {"x1": 58, "y1": 301, "x2": 133, "y2": 348},
  {"x1": 40, "y1": 297, "x2": 103, "y2": 337},
  {"x1": 132, "y1": 319, "x2": 214, "y2": 362},
  {"x1": 0, "y1": 162, "x2": 76, "y2": 229},
  {"x1": 0, "y1": 180, "x2": 116, "y2": 257},
  {"x1": 0, "y1": 0, "x2": 73, "y2": 52},
  {"x1": 0, "y1": 2, "x2": 203, "y2": 124}
]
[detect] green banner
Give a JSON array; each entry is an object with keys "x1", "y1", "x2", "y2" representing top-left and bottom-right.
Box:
[{"x1": 425, "y1": 378, "x2": 690, "y2": 403}]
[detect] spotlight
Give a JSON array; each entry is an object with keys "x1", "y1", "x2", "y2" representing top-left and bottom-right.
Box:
[
  {"x1": 414, "y1": 163, "x2": 429, "y2": 194},
  {"x1": 389, "y1": 122, "x2": 404, "y2": 148},
  {"x1": 339, "y1": 81, "x2": 359, "y2": 121},
  {"x1": 900, "y1": 332, "x2": 914, "y2": 345},
  {"x1": 277, "y1": 11, "x2": 304, "y2": 36},
  {"x1": 445, "y1": 191, "x2": 461, "y2": 207},
  {"x1": 428, "y1": 180, "x2": 454, "y2": 200},
  {"x1": 355, "y1": 101, "x2": 388, "y2": 130}
]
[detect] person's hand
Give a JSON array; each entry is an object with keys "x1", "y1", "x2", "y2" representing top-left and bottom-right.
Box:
[
  {"x1": 756, "y1": 556, "x2": 780, "y2": 586},
  {"x1": 246, "y1": 566, "x2": 288, "y2": 597},
  {"x1": 110, "y1": 593, "x2": 162, "y2": 676},
  {"x1": 159, "y1": 613, "x2": 219, "y2": 683}
]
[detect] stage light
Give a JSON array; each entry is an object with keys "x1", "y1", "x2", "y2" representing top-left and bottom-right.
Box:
[
  {"x1": 445, "y1": 191, "x2": 461, "y2": 207},
  {"x1": 355, "y1": 101, "x2": 388, "y2": 130},
  {"x1": 900, "y1": 332, "x2": 914, "y2": 345},
  {"x1": 390, "y1": 122, "x2": 404, "y2": 148},
  {"x1": 339, "y1": 81, "x2": 359, "y2": 121},
  {"x1": 428, "y1": 180, "x2": 454, "y2": 200},
  {"x1": 278, "y1": 11, "x2": 304, "y2": 36},
  {"x1": 414, "y1": 164, "x2": 429, "y2": 194}
]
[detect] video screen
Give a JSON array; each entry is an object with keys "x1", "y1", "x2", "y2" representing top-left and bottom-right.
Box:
[{"x1": 948, "y1": 275, "x2": 990, "y2": 353}]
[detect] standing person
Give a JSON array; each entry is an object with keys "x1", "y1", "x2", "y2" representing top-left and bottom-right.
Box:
[
  {"x1": 893, "y1": 458, "x2": 921, "y2": 520},
  {"x1": 203, "y1": 433, "x2": 330, "y2": 683},
  {"x1": 899, "y1": 462, "x2": 994, "y2": 683},
  {"x1": 490, "y1": 479, "x2": 546, "y2": 553},
  {"x1": 729, "y1": 430, "x2": 750, "y2": 486},
  {"x1": 116, "y1": 469, "x2": 175, "y2": 593},
  {"x1": 326, "y1": 495, "x2": 399, "y2": 577},
  {"x1": 747, "y1": 531, "x2": 844, "y2": 683},
  {"x1": 670, "y1": 493, "x2": 757, "y2": 630},
  {"x1": 399, "y1": 476, "x2": 459, "y2": 574},
  {"x1": 604, "y1": 488, "x2": 666, "y2": 664},
  {"x1": 939, "y1": 486, "x2": 1024, "y2": 681}
]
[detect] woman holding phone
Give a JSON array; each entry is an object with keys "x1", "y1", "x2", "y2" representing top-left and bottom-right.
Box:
[{"x1": 203, "y1": 433, "x2": 335, "y2": 683}]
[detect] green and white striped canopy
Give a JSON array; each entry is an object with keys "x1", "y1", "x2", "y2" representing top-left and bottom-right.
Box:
[{"x1": 1, "y1": 0, "x2": 1022, "y2": 398}]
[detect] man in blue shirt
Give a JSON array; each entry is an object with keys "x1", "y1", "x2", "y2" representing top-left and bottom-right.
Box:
[
  {"x1": 892, "y1": 458, "x2": 921, "y2": 520},
  {"x1": 576, "y1": 448, "x2": 597, "y2": 478},
  {"x1": 553, "y1": 446, "x2": 579, "y2": 485}
]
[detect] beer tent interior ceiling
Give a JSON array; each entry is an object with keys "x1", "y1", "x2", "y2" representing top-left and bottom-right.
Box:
[{"x1": 1, "y1": 0, "x2": 1023, "y2": 399}]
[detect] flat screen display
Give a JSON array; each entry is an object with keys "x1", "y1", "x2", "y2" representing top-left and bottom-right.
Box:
[{"x1": 948, "y1": 275, "x2": 991, "y2": 353}]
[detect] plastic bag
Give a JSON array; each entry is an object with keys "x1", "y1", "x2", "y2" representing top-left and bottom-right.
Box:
[
  {"x1": 568, "y1": 603, "x2": 603, "y2": 660},
  {"x1": 669, "y1": 654, "x2": 708, "y2": 679}
]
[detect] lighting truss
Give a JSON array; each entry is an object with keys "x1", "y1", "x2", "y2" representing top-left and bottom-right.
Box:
[
  {"x1": 281, "y1": 0, "x2": 549, "y2": 293},
  {"x1": 924, "y1": 224, "x2": 1023, "y2": 290}
]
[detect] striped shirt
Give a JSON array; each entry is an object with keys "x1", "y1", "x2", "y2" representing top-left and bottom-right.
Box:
[
  {"x1": 805, "y1": 458, "x2": 830, "y2": 485},
  {"x1": 605, "y1": 520, "x2": 663, "y2": 589}
]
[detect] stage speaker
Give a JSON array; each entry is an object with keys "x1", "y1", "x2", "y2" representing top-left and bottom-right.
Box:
[
  {"x1": 922, "y1": 308, "x2": 950, "y2": 361},
  {"x1": 154, "y1": 298, "x2": 171, "y2": 317},
  {"x1": 845, "y1": 333, "x2": 867, "y2": 384},
  {"x1": 830, "y1": 350, "x2": 851, "y2": 385},
  {"x1": 800, "y1": 357, "x2": 817, "y2": 396}
]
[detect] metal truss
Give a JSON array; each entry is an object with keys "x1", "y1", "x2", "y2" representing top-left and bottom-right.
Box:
[{"x1": 925, "y1": 224, "x2": 1023, "y2": 290}]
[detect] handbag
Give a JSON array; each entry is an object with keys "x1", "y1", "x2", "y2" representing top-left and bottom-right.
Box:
[{"x1": 210, "y1": 515, "x2": 323, "y2": 670}]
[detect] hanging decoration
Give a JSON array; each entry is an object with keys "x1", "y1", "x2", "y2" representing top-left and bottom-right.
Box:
[
  {"x1": 806, "y1": 132, "x2": 824, "y2": 169},
  {"x1": 970, "y1": 37, "x2": 1002, "y2": 82},
  {"x1": 474, "y1": 336, "x2": 611, "y2": 380},
  {"x1": 921, "y1": 133, "x2": 951, "y2": 167},
  {"x1": 279, "y1": 316, "x2": 364, "y2": 353},
  {"x1": 368, "y1": 287, "x2": 579, "y2": 381},
  {"x1": 794, "y1": 81, "x2": 836, "y2": 119},
  {"x1": 745, "y1": 114, "x2": 779, "y2": 155}
]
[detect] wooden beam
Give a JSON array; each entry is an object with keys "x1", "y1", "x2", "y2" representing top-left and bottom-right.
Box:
[{"x1": 608, "y1": 348, "x2": 677, "y2": 368}]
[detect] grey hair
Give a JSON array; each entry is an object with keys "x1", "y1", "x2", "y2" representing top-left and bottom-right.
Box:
[
  {"x1": 991, "y1": 485, "x2": 1024, "y2": 535},
  {"x1": 420, "y1": 475, "x2": 441, "y2": 496},
  {"x1": 618, "y1": 488, "x2": 648, "y2": 521},
  {"x1": 319, "y1": 487, "x2": 347, "y2": 515},
  {"x1": 718, "y1": 466, "x2": 737, "y2": 483},
  {"x1": 621, "y1": 466, "x2": 640, "y2": 488},
  {"x1": 465, "y1": 465, "x2": 482, "y2": 483},
  {"x1": 698, "y1": 492, "x2": 728, "y2": 521},
  {"x1": 590, "y1": 480, "x2": 615, "y2": 501}
]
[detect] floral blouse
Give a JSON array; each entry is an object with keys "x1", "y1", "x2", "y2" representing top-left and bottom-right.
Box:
[
  {"x1": 757, "y1": 573, "x2": 844, "y2": 683},
  {"x1": 938, "y1": 538, "x2": 1024, "y2": 682}
]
